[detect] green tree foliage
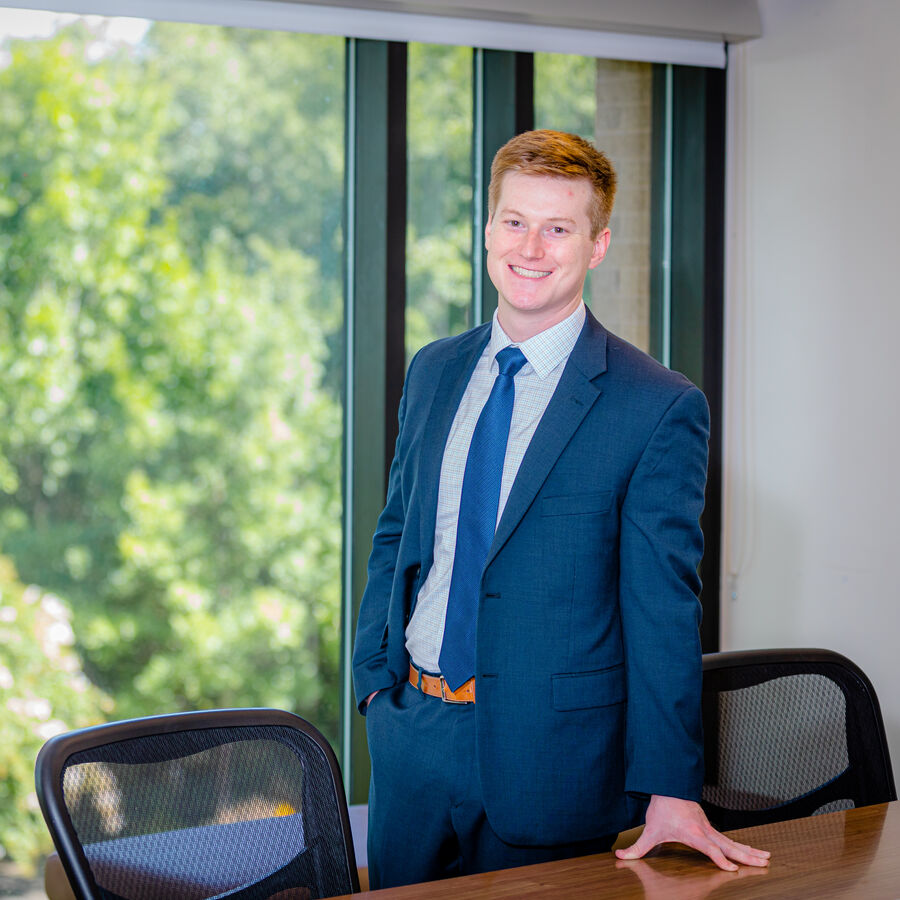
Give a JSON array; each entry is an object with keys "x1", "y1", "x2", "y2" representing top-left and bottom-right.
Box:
[
  {"x1": 0, "y1": 20, "x2": 343, "y2": 866},
  {"x1": 405, "y1": 43, "x2": 473, "y2": 357},
  {"x1": 534, "y1": 52, "x2": 597, "y2": 139},
  {"x1": 0, "y1": 555, "x2": 111, "y2": 870},
  {"x1": 146, "y1": 24, "x2": 345, "y2": 326}
]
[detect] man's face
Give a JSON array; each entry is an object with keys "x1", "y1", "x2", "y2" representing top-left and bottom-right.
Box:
[{"x1": 485, "y1": 173, "x2": 610, "y2": 340}]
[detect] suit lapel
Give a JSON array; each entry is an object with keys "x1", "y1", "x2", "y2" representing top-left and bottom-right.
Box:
[
  {"x1": 486, "y1": 312, "x2": 608, "y2": 568},
  {"x1": 417, "y1": 326, "x2": 491, "y2": 563}
]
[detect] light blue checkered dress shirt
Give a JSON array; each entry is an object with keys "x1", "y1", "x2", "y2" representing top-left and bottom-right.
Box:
[{"x1": 405, "y1": 302, "x2": 586, "y2": 674}]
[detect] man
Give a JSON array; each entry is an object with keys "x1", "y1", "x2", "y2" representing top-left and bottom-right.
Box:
[{"x1": 352, "y1": 130, "x2": 769, "y2": 888}]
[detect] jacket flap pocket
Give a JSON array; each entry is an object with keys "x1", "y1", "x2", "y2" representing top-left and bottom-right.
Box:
[
  {"x1": 541, "y1": 491, "x2": 613, "y2": 517},
  {"x1": 552, "y1": 664, "x2": 625, "y2": 711}
]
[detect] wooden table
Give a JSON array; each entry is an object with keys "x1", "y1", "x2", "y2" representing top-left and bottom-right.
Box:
[{"x1": 337, "y1": 801, "x2": 900, "y2": 899}]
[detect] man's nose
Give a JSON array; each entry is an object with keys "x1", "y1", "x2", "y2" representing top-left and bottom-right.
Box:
[{"x1": 521, "y1": 228, "x2": 544, "y2": 258}]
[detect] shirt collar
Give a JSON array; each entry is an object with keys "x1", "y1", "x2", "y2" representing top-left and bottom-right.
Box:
[{"x1": 488, "y1": 302, "x2": 586, "y2": 380}]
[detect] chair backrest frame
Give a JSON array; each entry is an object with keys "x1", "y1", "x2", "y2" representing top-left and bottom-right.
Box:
[
  {"x1": 36, "y1": 707, "x2": 359, "y2": 900},
  {"x1": 701, "y1": 648, "x2": 896, "y2": 831}
]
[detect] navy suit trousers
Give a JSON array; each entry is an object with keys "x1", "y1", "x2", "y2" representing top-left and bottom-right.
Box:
[{"x1": 365, "y1": 681, "x2": 616, "y2": 889}]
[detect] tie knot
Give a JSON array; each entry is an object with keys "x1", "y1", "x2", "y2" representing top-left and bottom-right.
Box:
[{"x1": 495, "y1": 345, "x2": 527, "y2": 378}]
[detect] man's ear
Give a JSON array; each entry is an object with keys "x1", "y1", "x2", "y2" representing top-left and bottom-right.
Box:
[
  {"x1": 484, "y1": 214, "x2": 494, "y2": 250},
  {"x1": 589, "y1": 228, "x2": 611, "y2": 269}
]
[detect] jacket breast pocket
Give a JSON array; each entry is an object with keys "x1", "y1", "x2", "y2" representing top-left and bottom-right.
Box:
[
  {"x1": 541, "y1": 491, "x2": 613, "y2": 517},
  {"x1": 551, "y1": 664, "x2": 626, "y2": 711}
]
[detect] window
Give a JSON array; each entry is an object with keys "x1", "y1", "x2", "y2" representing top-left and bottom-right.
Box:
[
  {"x1": 0, "y1": 11, "x2": 344, "y2": 869},
  {"x1": 0, "y1": 7, "x2": 726, "y2": 883},
  {"x1": 535, "y1": 53, "x2": 654, "y2": 355}
]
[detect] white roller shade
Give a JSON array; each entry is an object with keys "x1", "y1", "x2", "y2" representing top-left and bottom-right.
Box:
[{"x1": 1, "y1": 0, "x2": 762, "y2": 66}]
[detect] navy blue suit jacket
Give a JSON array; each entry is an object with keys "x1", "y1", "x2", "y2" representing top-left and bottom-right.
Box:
[{"x1": 352, "y1": 309, "x2": 709, "y2": 845}]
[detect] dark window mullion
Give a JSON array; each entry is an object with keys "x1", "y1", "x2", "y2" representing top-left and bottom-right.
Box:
[
  {"x1": 342, "y1": 37, "x2": 407, "y2": 804},
  {"x1": 700, "y1": 67, "x2": 726, "y2": 656},
  {"x1": 651, "y1": 63, "x2": 726, "y2": 652}
]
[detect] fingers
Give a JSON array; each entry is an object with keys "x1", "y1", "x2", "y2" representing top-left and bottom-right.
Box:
[
  {"x1": 615, "y1": 828, "x2": 770, "y2": 871},
  {"x1": 614, "y1": 832, "x2": 656, "y2": 860},
  {"x1": 703, "y1": 842, "x2": 739, "y2": 872},
  {"x1": 670, "y1": 826, "x2": 740, "y2": 872},
  {"x1": 696, "y1": 832, "x2": 770, "y2": 870},
  {"x1": 714, "y1": 836, "x2": 770, "y2": 867},
  {"x1": 726, "y1": 838, "x2": 769, "y2": 856},
  {"x1": 690, "y1": 824, "x2": 771, "y2": 872}
]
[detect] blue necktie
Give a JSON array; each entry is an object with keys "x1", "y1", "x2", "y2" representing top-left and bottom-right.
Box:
[{"x1": 439, "y1": 345, "x2": 527, "y2": 690}]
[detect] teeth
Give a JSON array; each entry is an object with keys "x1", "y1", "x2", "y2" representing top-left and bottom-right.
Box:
[{"x1": 510, "y1": 265, "x2": 550, "y2": 279}]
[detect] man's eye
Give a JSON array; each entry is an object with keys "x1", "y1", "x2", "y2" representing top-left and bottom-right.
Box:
[
  {"x1": 551, "y1": 226, "x2": 566, "y2": 235},
  {"x1": 507, "y1": 219, "x2": 521, "y2": 227}
]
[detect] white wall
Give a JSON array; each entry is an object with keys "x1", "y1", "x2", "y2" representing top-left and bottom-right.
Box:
[{"x1": 723, "y1": 0, "x2": 900, "y2": 782}]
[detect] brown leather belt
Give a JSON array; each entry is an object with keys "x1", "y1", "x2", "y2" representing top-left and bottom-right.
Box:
[{"x1": 409, "y1": 663, "x2": 475, "y2": 703}]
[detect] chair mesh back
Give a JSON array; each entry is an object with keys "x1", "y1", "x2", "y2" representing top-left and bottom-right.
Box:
[
  {"x1": 57, "y1": 724, "x2": 352, "y2": 900},
  {"x1": 703, "y1": 674, "x2": 849, "y2": 811},
  {"x1": 700, "y1": 651, "x2": 896, "y2": 831}
]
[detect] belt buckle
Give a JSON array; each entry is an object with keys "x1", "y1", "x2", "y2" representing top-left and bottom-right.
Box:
[{"x1": 440, "y1": 678, "x2": 469, "y2": 704}]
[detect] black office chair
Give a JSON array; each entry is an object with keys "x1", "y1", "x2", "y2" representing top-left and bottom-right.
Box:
[
  {"x1": 35, "y1": 708, "x2": 359, "y2": 900},
  {"x1": 701, "y1": 648, "x2": 896, "y2": 831}
]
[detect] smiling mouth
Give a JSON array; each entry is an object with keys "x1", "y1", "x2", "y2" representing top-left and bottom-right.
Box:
[{"x1": 510, "y1": 265, "x2": 551, "y2": 279}]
